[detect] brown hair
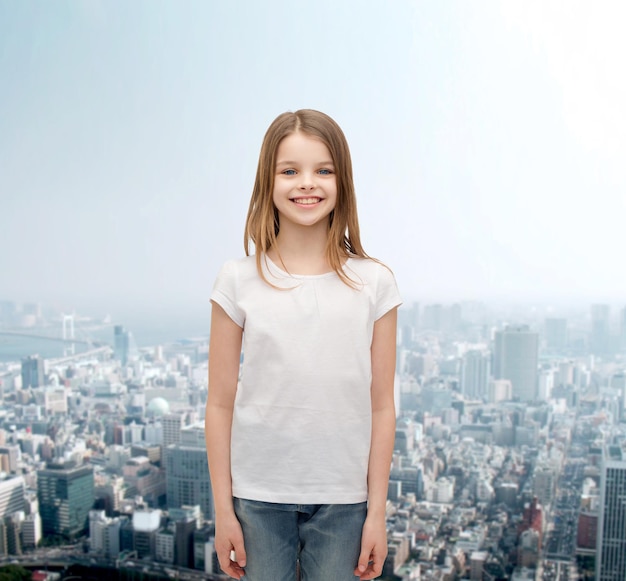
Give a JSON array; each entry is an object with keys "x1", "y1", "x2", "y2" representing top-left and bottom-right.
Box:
[{"x1": 244, "y1": 109, "x2": 371, "y2": 287}]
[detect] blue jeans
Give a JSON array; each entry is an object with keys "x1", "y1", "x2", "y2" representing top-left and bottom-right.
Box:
[{"x1": 233, "y1": 498, "x2": 368, "y2": 581}]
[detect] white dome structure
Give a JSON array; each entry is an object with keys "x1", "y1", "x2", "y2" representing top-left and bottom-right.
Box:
[{"x1": 147, "y1": 397, "x2": 170, "y2": 417}]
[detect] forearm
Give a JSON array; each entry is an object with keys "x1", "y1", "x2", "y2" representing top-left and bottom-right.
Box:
[
  {"x1": 205, "y1": 402, "x2": 236, "y2": 519},
  {"x1": 366, "y1": 307, "x2": 398, "y2": 520},
  {"x1": 205, "y1": 303, "x2": 243, "y2": 521},
  {"x1": 366, "y1": 405, "x2": 396, "y2": 518}
]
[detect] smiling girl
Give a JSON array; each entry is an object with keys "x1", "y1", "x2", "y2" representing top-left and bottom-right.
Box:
[{"x1": 205, "y1": 109, "x2": 401, "y2": 581}]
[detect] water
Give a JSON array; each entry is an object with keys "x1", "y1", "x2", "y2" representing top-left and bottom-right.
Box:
[{"x1": 0, "y1": 310, "x2": 212, "y2": 363}]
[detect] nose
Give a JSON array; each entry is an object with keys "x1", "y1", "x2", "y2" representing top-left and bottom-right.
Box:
[{"x1": 298, "y1": 172, "x2": 315, "y2": 190}]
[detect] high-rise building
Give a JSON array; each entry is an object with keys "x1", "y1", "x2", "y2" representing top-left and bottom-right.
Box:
[
  {"x1": 577, "y1": 509, "x2": 598, "y2": 551},
  {"x1": 5, "y1": 513, "x2": 22, "y2": 555},
  {"x1": 122, "y1": 456, "x2": 166, "y2": 505},
  {"x1": 89, "y1": 510, "x2": 123, "y2": 558},
  {"x1": 21, "y1": 513, "x2": 42, "y2": 549},
  {"x1": 170, "y1": 505, "x2": 201, "y2": 568},
  {"x1": 114, "y1": 325, "x2": 130, "y2": 365},
  {"x1": 609, "y1": 373, "x2": 626, "y2": 423},
  {"x1": 619, "y1": 307, "x2": 626, "y2": 352},
  {"x1": 194, "y1": 524, "x2": 217, "y2": 574},
  {"x1": 165, "y1": 422, "x2": 214, "y2": 520},
  {"x1": 591, "y1": 304, "x2": 611, "y2": 356},
  {"x1": 461, "y1": 350, "x2": 490, "y2": 400},
  {"x1": 0, "y1": 301, "x2": 17, "y2": 326},
  {"x1": 493, "y1": 326, "x2": 539, "y2": 402},
  {"x1": 0, "y1": 445, "x2": 20, "y2": 474},
  {"x1": 420, "y1": 382, "x2": 452, "y2": 414},
  {"x1": 0, "y1": 476, "x2": 25, "y2": 520},
  {"x1": 156, "y1": 524, "x2": 175, "y2": 564},
  {"x1": 37, "y1": 461, "x2": 94, "y2": 539},
  {"x1": 596, "y1": 444, "x2": 626, "y2": 579},
  {"x1": 421, "y1": 304, "x2": 443, "y2": 331},
  {"x1": 21, "y1": 355, "x2": 44, "y2": 389},
  {"x1": 544, "y1": 318, "x2": 567, "y2": 353},
  {"x1": 132, "y1": 509, "x2": 161, "y2": 559},
  {"x1": 162, "y1": 409, "x2": 198, "y2": 449}
]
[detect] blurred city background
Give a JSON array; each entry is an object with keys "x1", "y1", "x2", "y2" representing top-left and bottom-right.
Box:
[{"x1": 1, "y1": 1, "x2": 625, "y2": 580}]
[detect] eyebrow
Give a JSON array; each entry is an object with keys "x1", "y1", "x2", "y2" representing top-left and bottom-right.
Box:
[{"x1": 275, "y1": 160, "x2": 335, "y2": 167}]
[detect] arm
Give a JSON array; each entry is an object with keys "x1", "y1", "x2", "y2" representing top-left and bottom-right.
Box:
[
  {"x1": 355, "y1": 307, "x2": 398, "y2": 580},
  {"x1": 205, "y1": 302, "x2": 246, "y2": 579}
]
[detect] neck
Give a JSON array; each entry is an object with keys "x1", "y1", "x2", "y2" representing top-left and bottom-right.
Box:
[{"x1": 270, "y1": 222, "x2": 331, "y2": 275}]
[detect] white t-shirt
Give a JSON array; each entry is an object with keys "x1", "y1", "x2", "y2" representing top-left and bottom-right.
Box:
[{"x1": 210, "y1": 254, "x2": 402, "y2": 504}]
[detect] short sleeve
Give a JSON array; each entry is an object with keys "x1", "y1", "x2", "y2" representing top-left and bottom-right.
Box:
[
  {"x1": 210, "y1": 261, "x2": 245, "y2": 328},
  {"x1": 375, "y1": 263, "x2": 403, "y2": 320}
]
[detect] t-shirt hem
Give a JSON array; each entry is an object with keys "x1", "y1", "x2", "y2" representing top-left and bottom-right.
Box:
[
  {"x1": 210, "y1": 292, "x2": 244, "y2": 328},
  {"x1": 232, "y1": 488, "x2": 368, "y2": 505},
  {"x1": 375, "y1": 298, "x2": 403, "y2": 321}
]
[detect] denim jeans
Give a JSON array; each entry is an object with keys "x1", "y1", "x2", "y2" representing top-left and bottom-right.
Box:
[{"x1": 233, "y1": 497, "x2": 368, "y2": 581}]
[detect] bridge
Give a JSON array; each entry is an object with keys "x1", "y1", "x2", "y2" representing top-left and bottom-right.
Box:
[
  {"x1": 0, "y1": 314, "x2": 114, "y2": 359},
  {"x1": 0, "y1": 331, "x2": 102, "y2": 346}
]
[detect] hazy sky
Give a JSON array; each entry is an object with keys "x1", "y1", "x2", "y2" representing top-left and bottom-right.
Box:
[{"x1": 1, "y1": 0, "x2": 625, "y2": 320}]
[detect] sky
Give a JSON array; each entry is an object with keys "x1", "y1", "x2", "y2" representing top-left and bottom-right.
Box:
[{"x1": 1, "y1": 0, "x2": 625, "y2": 323}]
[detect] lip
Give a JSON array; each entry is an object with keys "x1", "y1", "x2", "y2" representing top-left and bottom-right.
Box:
[{"x1": 289, "y1": 197, "x2": 323, "y2": 204}]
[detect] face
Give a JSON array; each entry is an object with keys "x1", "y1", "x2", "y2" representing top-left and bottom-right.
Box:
[{"x1": 272, "y1": 131, "x2": 337, "y2": 233}]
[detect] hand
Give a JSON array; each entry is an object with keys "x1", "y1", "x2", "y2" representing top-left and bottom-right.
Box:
[
  {"x1": 354, "y1": 515, "x2": 388, "y2": 580},
  {"x1": 215, "y1": 513, "x2": 247, "y2": 579}
]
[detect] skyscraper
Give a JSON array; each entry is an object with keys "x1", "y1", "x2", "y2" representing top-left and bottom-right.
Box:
[
  {"x1": 591, "y1": 304, "x2": 611, "y2": 356},
  {"x1": 544, "y1": 318, "x2": 567, "y2": 353},
  {"x1": 0, "y1": 476, "x2": 25, "y2": 520},
  {"x1": 162, "y1": 409, "x2": 198, "y2": 449},
  {"x1": 165, "y1": 422, "x2": 213, "y2": 520},
  {"x1": 37, "y1": 461, "x2": 94, "y2": 539},
  {"x1": 619, "y1": 307, "x2": 626, "y2": 352},
  {"x1": 170, "y1": 505, "x2": 201, "y2": 568},
  {"x1": 461, "y1": 350, "x2": 490, "y2": 400},
  {"x1": 114, "y1": 325, "x2": 130, "y2": 365},
  {"x1": 596, "y1": 444, "x2": 626, "y2": 579},
  {"x1": 421, "y1": 304, "x2": 443, "y2": 331},
  {"x1": 21, "y1": 355, "x2": 44, "y2": 389},
  {"x1": 493, "y1": 326, "x2": 539, "y2": 402}
]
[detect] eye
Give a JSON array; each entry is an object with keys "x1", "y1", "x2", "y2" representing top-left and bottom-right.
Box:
[
  {"x1": 282, "y1": 169, "x2": 297, "y2": 176},
  {"x1": 318, "y1": 169, "x2": 333, "y2": 175}
]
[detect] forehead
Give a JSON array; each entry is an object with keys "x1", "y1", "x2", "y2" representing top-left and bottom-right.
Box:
[{"x1": 275, "y1": 132, "x2": 332, "y2": 163}]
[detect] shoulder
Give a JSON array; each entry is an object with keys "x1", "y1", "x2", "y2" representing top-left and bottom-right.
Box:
[
  {"x1": 347, "y1": 256, "x2": 402, "y2": 318},
  {"x1": 345, "y1": 256, "x2": 397, "y2": 282},
  {"x1": 211, "y1": 257, "x2": 259, "y2": 326},
  {"x1": 219, "y1": 254, "x2": 257, "y2": 270},
  {"x1": 214, "y1": 255, "x2": 258, "y2": 279}
]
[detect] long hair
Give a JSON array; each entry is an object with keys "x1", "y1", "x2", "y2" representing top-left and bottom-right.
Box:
[{"x1": 244, "y1": 109, "x2": 371, "y2": 287}]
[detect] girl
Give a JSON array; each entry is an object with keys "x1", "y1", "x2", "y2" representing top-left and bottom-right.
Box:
[{"x1": 205, "y1": 109, "x2": 401, "y2": 581}]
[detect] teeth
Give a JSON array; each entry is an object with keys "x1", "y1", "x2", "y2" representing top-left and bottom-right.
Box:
[{"x1": 292, "y1": 198, "x2": 320, "y2": 205}]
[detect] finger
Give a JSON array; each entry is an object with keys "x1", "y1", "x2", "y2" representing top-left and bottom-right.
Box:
[
  {"x1": 232, "y1": 538, "x2": 247, "y2": 568},
  {"x1": 218, "y1": 548, "x2": 245, "y2": 579},
  {"x1": 370, "y1": 552, "x2": 384, "y2": 575},
  {"x1": 218, "y1": 548, "x2": 232, "y2": 571},
  {"x1": 355, "y1": 549, "x2": 373, "y2": 577},
  {"x1": 356, "y1": 562, "x2": 375, "y2": 580},
  {"x1": 226, "y1": 560, "x2": 246, "y2": 579},
  {"x1": 357, "y1": 553, "x2": 385, "y2": 580},
  {"x1": 219, "y1": 554, "x2": 245, "y2": 580}
]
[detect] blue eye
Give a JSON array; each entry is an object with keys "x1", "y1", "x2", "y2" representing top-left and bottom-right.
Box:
[
  {"x1": 282, "y1": 169, "x2": 296, "y2": 176},
  {"x1": 318, "y1": 169, "x2": 332, "y2": 175}
]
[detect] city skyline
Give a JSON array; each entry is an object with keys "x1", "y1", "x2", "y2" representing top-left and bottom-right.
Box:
[
  {"x1": 1, "y1": 1, "x2": 626, "y2": 316},
  {"x1": 2, "y1": 288, "x2": 625, "y2": 578}
]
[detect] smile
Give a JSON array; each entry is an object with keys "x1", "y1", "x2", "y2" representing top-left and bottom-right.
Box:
[{"x1": 290, "y1": 197, "x2": 321, "y2": 205}]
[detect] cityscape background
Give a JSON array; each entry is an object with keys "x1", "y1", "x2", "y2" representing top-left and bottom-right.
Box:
[
  {"x1": 1, "y1": 0, "x2": 626, "y2": 317},
  {"x1": 2, "y1": 2, "x2": 626, "y2": 581}
]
